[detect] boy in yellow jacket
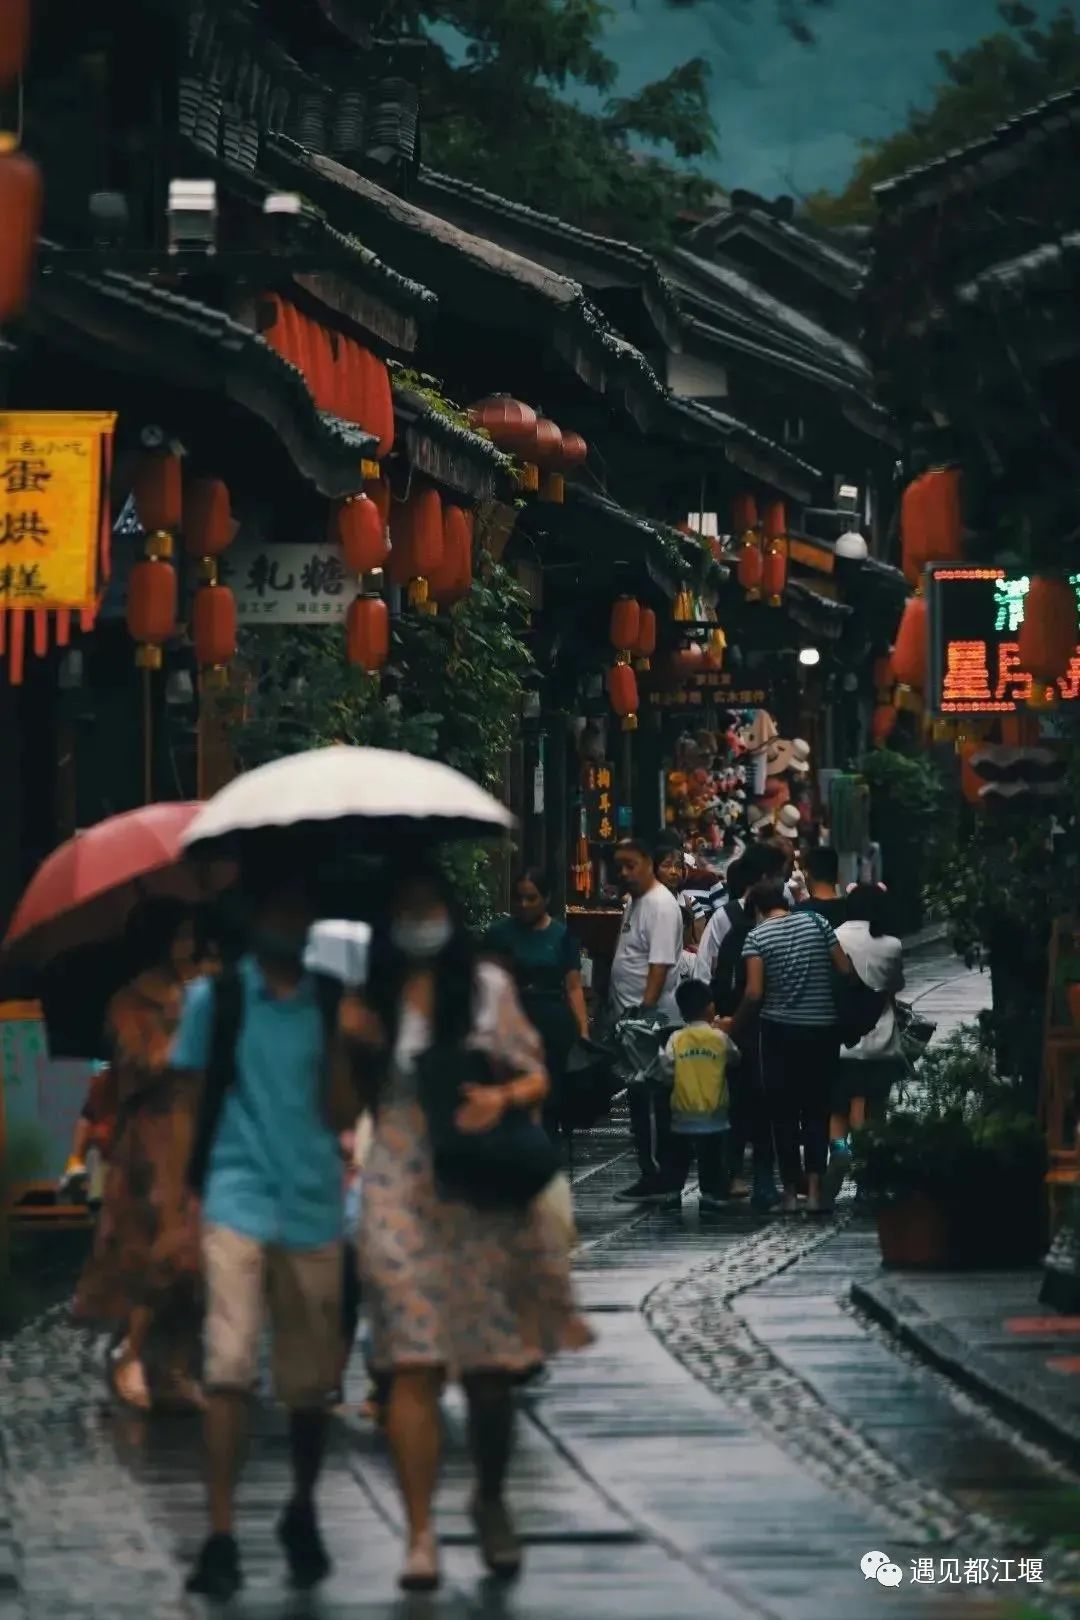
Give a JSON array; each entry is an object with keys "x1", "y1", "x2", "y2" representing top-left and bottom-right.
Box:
[{"x1": 658, "y1": 979, "x2": 739, "y2": 1210}]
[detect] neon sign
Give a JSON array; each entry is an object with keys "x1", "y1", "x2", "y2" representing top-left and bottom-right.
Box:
[{"x1": 927, "y1": 566, "x2": 1080, "y2": 714}]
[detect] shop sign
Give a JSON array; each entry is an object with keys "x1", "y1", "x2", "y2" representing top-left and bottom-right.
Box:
[
  {"x1": 927, "y1": 565, "x2": 1080, "y2": 714},
  {"x1": 0, "y1": 412, "x2": 116, "y2": 610},
  {"x1": 218, "y1": 540, "x2": 350, "y2": 622},
  {"x1": 583, "y1": 762, "x2": 618, "y2": 844},
  {"x1": 788, "y1": 538, "x2": 835, "y2": 576}
]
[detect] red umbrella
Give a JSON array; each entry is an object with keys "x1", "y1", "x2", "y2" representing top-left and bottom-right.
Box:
[{"x1": 2, "y1": 803, "x2": 232, "y2": 970}]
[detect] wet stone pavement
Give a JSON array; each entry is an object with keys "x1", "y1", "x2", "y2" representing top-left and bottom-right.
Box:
[{"x1": 4, "y1": 942, "x2": 1077, "y2": 1620}]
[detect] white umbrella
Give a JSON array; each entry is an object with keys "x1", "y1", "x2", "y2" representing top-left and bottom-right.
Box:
[{"x1": 181, "y1": 746, "x2": 515, "y2": 851}]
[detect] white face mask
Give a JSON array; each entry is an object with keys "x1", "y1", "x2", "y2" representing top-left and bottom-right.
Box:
[{"x1": 389, "y1": 916, "x2": 453, "y2": 961}]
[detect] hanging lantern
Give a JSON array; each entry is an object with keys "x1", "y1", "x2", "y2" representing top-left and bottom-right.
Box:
[
  {"x1": 1018, "y1": 575, "x2": 1078, "y2": 695},
  {"x1": 762, "y1": 500, "x2": 786, "y2": 542},
  {"x1": 333, "y1": 493, "x2": 388, "y2": 576},
  {"x1": 184, "y1": 478, "x2": 237, "y2": 584},
  {"x1": 305, "y1": 319, "x2": 338, "y2": 414},
  {"x1": 731, "y1": 492, "x2": 758, "y2": 535},
  {"x1": 921, "y1": 467, "x2": 962, "y2": 564},
  {"x1": 193, "y1": 583, "x2": 237, "y2": 675},
  {"x1": 126, "y1": 559, "x2": 177, "y2": 669},
  {"x1": 468, "y1": 396, "x2": 537, "y2": 446},
  {"x1": 900, "y1": 474, "x2": 927, "y2": 587},
  {"x1": 891, "y1": 594, "x2": 928, "y2": 694},
  {"x1": 609, "y1": 596, "x2": 641, "y2": 653},
  {"x1": 528, "y1": 417, "x2": 564, "y2": 470},
  {"x1": 609, "y1": 662, "x2": 639, "y2": 731},
  {"x1": 358, "y1": 347, "x2": 394, "y2": 459},
  {"x1": 0, "y1": 2, "x2": 30, "y2": 88},
  {"x1": 346, "y1": 594, "x2": 390, "y2": 673},
  {"x1": 762, "y1": 539, "x2": 787, "y2": 607},
  {"x1": 558, "y1": 431, "x2": 588, "y2": 471},
  {"x1": 737, "y1": 533, "x2": 764, "y2": 600},
  {"x1": 0, "y1": 146, "x2": 42, "y2": 323},
  {"x1": 430, "y1": 504, "x2": 473, "y2": 605},
  {"x1": 364, "y1": 476, "x2": 391, "y2": 531},
  {"x1": 388, "y1": 484, "x2": 444, "y2": 607},
  {"x1": 132, "y1": 452, "x2": 182, "y2": 551},
  {"x1": 871, "y1": 704, "x2": 898, "y2": 746},
  {"x1": 633, "y1": 607, "x2": 657, "y2": 670}
]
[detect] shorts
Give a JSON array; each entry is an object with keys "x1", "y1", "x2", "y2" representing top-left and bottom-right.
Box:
[
  {"x1": 202, "y1": 1224, "x2": 343, "y2": 1408},
  {"x1": 830, "y1": 1056, "x2": 905, "y2": 1115}
]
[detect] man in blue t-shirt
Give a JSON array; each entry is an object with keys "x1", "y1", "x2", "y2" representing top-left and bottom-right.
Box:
[{"x1": 176, "y1": 862, "x2": 355, "y2": 1602}]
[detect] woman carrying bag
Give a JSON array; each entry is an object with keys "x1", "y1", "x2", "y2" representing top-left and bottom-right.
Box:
[{"x1": 341, "y1": 868, "x2": 592, "y2": 1594}]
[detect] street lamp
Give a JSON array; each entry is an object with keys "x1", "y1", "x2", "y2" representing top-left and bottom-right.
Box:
[{"x1": 798, "y1": 647, "x2": 821, "y2": 667}]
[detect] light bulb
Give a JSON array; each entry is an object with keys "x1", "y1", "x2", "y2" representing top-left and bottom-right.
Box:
[{"x1": 798, "y1": 647, "x2": 821, "y2": 667}]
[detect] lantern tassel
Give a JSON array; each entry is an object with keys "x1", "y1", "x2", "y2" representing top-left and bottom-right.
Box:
[
  {"x1": 621, "y1": 714, "x2": 639, "y2": 732},
  {"x1": 407, "y1": 576, "x2": 430, "y2": 608},
  {"x1": 9, "y1": 610, "x2": 25, "y2": 686},
  {"x1": 32, "y1": 609, "x2": 48, "y2": 658},
  {"x1": 55, "y1": 609, "x2": 71, "y2": 647}
]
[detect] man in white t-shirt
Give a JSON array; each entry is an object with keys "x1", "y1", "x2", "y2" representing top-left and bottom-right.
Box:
[{"x1": 608, "y1": 838, "x2": 684, "y2": 1203}]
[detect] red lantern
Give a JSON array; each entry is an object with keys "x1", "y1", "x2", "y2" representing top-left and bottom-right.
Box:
[
  {"x1": 184, "y1": 479, "x2": 237, "y2": 568},
  {"x1": 921, "y1": 468, "x2": 962, "y2": 564},
  {"x1": 737, "y1": 535, "x2": 763, "y2": 600},
  {"x1": 305, "y1": 319, "x2": 338, "y2": 413},
  {"x1": 634, "y1": 606, "x2": 657, "y2": 666},
  {"x1": 1018, "y1": 576, "x2": 1078, "y2": 689},
  {"x1": 347, "y1": 595, "x2": 390, "y2": 673},
  {"x1": 0, "y1": 150, "x2": 41, "y2": 323},
  {"x1": 609, "y1": 596, "x2": 641, "y2": 653},
  {"x1": 430, "y1": 505, "x2": 473, "y2": 605},
  {"x1": 520, "y1": 417, "x2": 563, "y2": 470},
  {"x1": 388, "y1": 485, "x2": 444, "y2": 605},
  {"x1": 359, "y1": 348, "x2": 394, "y2": 459},
  {"x1": 891, "y1": 595, "x2": 928, "y2": 692},
  {"x1": 609, "y1": 662, "x2": 639, "y2": 731},
  {"x1": 0, "y1": 1, "x2": 30, "y2": 88},
  {"x1": 871, "y1": 704, "x2": 897, "y2": 746},
  {"x1": 900, "y1": 475, "x2": 927, "y2": 587},
  {"x1": 558, "y1": 431, "x2": 588, "y2": 471},
  {"x1": 468, "y1": 396, "x2": 537, "y2": 446},
  {"x1": 762, "y1": 500, "x2": 786, "y2": 541},
  {"x1": 732, "y1": 493, "x2": 758, "y2": 535},
  {"x1": 334, "y1": 494, "x2": 389, "y2": 576},
  {"x1": 193, "y1": 584, "x2": 237, "y2": 670},
  {"x1": 763, "y1": 540, "x2": 787, "y2": 607},
  {"x1": 132, "y1": 452, "x2": 182, "y2": 544},
  {"x1": 126, "y1": 559, "x2": 177, "y2": 667}
]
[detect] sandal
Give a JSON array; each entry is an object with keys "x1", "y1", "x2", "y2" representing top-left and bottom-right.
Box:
[{"x1": 399, "y1": 1529, "x2": 440, "y2": 1593}]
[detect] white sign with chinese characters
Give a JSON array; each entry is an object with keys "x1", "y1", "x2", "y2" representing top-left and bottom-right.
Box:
[{"x1": 218, "y1": 541, "x2": 350, "y2": 623}]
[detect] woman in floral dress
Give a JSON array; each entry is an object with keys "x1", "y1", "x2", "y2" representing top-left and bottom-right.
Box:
[
  {"x1": 344, "y1": 869, "x2": 592, "y2": 1594},
  {"x1": 73, "y1": 900, "x2": 204, "y2": 1411}
]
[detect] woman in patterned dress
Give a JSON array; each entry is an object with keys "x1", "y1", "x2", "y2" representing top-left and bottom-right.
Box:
[
  {"x1": 73, "y1": 900, "x2": 204, "y2": 1411},
  {"x1": 345, "y1": 870, "x2": 592, "y2": 1594}
]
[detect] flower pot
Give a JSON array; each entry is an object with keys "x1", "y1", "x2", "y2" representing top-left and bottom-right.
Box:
[
  {"x1": 876, "y1": 1191, "x2": 950, "y2": 1268},
  {"x1": 1067, "y1": 983, "x2": 1080, "y2": 1029}
]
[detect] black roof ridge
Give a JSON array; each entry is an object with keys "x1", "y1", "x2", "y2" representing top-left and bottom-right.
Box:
[
  {"x1": 873, "y1": 83, "x2": 1080, "y2": 207},
  {"x1": 685, "y1": 204, "x2": 864, "y2": 287}
]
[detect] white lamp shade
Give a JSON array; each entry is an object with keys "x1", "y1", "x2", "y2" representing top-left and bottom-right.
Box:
[{"x1": 836, "y1": 530, "x2": 869, "y2": 561}]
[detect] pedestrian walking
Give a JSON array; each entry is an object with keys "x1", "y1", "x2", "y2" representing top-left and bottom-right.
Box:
[
  {"x1": 724, "y1": 881, "x2": 854, "y2": 1214},
  {"x1": 606, "y1": 838, "x2": 685, "y2": 1204},
  {"x1": 693, "y1": 839, "x2": 791, "y2": 989},
  {"x1": 484, "y1": 869, "x2": 589, "y2": 1141},
  {"x1": 796, "y1": 846, "x2": 847, "y2": 927},
  {"x1": 177, "y1": 858, "x2": 358, "y2": 1602},
  {"x1": 658, "y1": 979, "x2": 739, "y2": 1210},
  {"x1": 72, "y1": 900, "x2": 204, "y2": 1412},
  {"x1": 344, "y1": 868, "x2": 592, "y2": 1593},
  {"x1": 823, "y1": 884, "x2": 906, "y2": 1205}
]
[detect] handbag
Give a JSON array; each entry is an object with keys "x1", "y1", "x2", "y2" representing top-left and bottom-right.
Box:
[
  {"x1": 416, "y1": 1045, "x2": 560, "y2": 1211},
  {"x1": 806, "y1": 911, "x2": 886, "y2": 1050}
]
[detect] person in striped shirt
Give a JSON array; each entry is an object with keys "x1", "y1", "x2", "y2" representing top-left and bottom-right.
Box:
[{"x1": 723, "y1": 881, "x2": 855, "y2": 1214}]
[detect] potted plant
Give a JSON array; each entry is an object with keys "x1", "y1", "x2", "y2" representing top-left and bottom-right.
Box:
[{"x1": 854, "y1": 1112, "x2": 965, "y2": 1266}]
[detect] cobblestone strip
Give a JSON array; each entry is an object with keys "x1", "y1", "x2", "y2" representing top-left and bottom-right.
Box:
[
  {"x1": 0, "y1": 1309, "x2": 189, "y2": 1620},
  {"x1": 643, "y1": 1214, "x2": 1080, "y2": 1612}
]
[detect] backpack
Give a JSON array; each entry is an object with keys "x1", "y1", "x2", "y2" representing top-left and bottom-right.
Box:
[
  {"x1": 711, "y1": 899, "x2": 753, "y2": 1016},
  {"x1": 186, "y1": 962, "x2": 343, "y2": 1194}
]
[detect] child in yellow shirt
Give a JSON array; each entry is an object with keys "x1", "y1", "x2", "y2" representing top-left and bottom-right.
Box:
[{"x1": 658, "y1": 979, "x2": 739, "y2": 1210}]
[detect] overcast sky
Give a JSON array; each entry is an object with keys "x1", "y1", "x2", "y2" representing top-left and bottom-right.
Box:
[{"x1": 597, "y1": 0, "x2": 1066, "y2": 198}]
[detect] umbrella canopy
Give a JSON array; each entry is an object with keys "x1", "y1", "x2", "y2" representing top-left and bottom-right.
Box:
[
  {"x1": 181, "y1": 746, "x2": 515, "y2": 852},
  {"x1": 2, "y1": 802, "x2": 230, "y2": 970}
]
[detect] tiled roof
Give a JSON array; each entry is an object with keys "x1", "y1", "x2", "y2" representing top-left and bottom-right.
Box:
[
  {"x1": 685, "y1": 204, "x2": 864, "y2": 293},
  {"x1": 667, "y1": 397, "x2": 821, "y2": 502},
  {"x1": 873, "y1": 86, "x2": 1080, "y2": 212},
  {"x1": 954, "y1": 230, "x2": 1080, "y2": 307}
]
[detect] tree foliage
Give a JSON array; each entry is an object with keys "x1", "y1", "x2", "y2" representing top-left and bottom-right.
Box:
[
  {"x1": 806, "y1": 3, "x2": 1080, "y2": 226},
  {"x1": 383, "y1": 0, "x2": 827, "y2": 244}
]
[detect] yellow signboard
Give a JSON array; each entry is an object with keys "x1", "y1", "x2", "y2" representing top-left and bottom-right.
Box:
[{"x1": 0, "y1": 411, "x2": 116, "y2": 611}]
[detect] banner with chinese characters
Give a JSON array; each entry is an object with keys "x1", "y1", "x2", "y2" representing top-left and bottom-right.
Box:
[
  {"x1": 0, "y1": 412, "x2": 115, "y2": 612},
  {"x1": 217, "y1": 540, "x2": 349, "y2": 622},
  {"x1": 582, "y1": 762, "x2": 618, "y2": 845},
  {"x1": 927, "y1": 565, "x2": 1080, "y2": 714}
]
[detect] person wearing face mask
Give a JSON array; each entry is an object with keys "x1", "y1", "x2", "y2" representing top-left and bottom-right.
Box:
[
  {"x1": 175, "y1": 846, "x2": 360, "y2": 1603},
  {"x1": 343, "y1": 867, "x2": 592, "y2": 1594}
]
